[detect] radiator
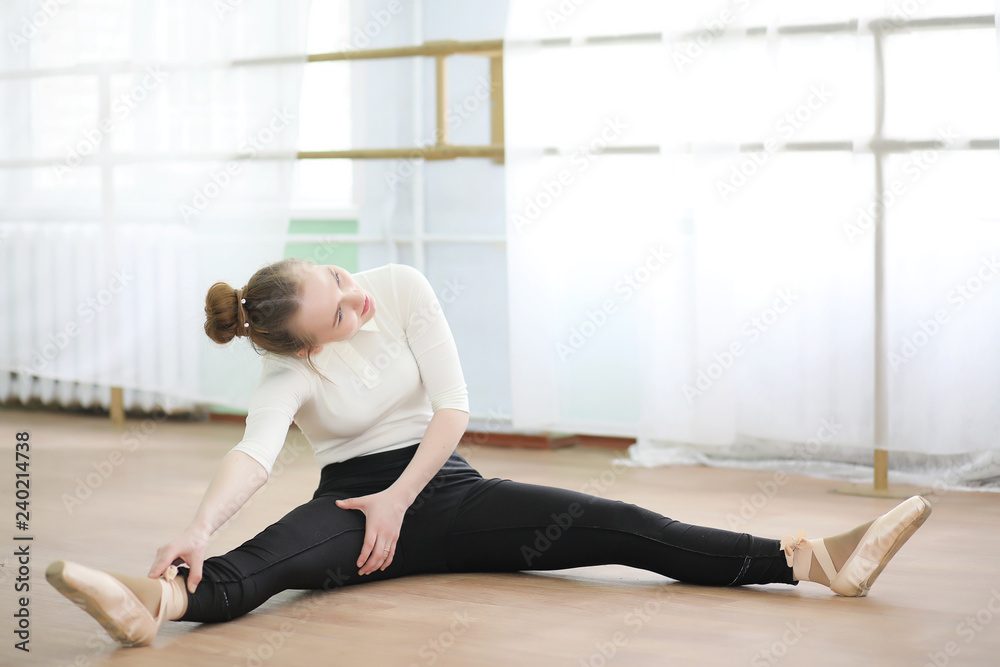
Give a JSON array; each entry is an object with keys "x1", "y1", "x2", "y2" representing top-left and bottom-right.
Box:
[{"x1": 0, "y1": 222, "x2": 200, "y2": 415}]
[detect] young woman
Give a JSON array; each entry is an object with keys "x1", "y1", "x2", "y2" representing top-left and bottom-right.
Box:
[{"x1": 46, "y1": 258, "x2": 932, "y2": 648}]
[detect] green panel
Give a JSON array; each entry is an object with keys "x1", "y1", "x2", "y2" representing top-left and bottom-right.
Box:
[
  {"x1": 209, "y1": 403, "x2": 246, "y2": 416},
  {"x1": 283, "y1": 218, "x2": 359, "y2": 272}
]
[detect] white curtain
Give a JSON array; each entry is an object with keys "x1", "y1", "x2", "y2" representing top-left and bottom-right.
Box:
[
  {"x1": 504, "y1": 0, "x2": 1000, "y2": 481},
  {"x1": 0, "y1": 0, "x2": 311, "y2": 412}
]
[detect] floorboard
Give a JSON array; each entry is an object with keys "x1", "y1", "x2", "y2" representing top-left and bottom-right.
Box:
[{"x1": 2, "y1": 406, "x2": 997, "y2": 666}]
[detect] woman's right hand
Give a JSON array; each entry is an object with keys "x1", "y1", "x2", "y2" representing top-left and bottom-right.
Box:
[
  {"x1": 146, "y1": 450, "x2": 268, "y2": 594},
  {"x1": 148, "y1": 528, "x2": 210, "y2": 594}
]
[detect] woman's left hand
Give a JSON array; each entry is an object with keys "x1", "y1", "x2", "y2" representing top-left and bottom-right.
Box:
[{"x1": 335, "y1": 488, "x2": 410, "y2": 575}]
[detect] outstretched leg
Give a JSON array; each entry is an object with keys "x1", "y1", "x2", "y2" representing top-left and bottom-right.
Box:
[
  {"x1": 46, "y1": 456, "x2": 482, "y2": 641},
  {"x1": 444, "y1": 479, "x2": 795, "y2": 587},
  {"x1": 175, "y1": 493, "x2": 404, "y2": 623}
]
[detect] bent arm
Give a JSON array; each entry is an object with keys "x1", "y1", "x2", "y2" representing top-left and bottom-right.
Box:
[
  {"x1": 389, "y1": 408, "x2": 470, "y2": 505},
  {"x1": 389, "y1": 264, "x2": 472, "y2": 504}
]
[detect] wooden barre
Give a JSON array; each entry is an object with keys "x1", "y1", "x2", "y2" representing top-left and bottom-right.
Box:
[
  {"x1": 307, "y1": 39, "x2": 503, "y2": 62},
  {"x1": 297, "y1": 145, "x2": 504, "y2": 160},
  {"x1": 309, "y1": 39, "x2": 505, "y2": 165}
]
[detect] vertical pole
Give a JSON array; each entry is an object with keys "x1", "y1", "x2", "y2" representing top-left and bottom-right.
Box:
[
  {"x1": 100, "y1": 66, "x2": 125, "y2": 429},
  {"x1": 110, "y1": 387, "x2": 125, "y2": 428},
  {"x1": 874, "y1": 448, "x2": 889, "y2": 489},
  {"x1": 490, "y1": 54, "x2": 505, "y2": 165},
  {"x1": 411, "y1": 7, "x2": 426, "y2": 272},
  {"x1": 435, "y1": 54, "x2": 448, "y2": 147},
  {"x1": 872, "y1": 26, "x2": 889, "y2": 491}
]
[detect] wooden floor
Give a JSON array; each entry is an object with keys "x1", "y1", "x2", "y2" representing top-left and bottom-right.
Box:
[{"x1": 3, "y1": 406, "x2": 999, "y2": 667}]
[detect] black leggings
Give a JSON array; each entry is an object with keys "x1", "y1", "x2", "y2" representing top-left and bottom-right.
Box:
[{"x1": 176, "y1": 444, "x2": 796, "y2": 623}]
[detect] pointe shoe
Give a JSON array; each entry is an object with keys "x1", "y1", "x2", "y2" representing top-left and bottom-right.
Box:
[
  {"x1": 45, "y1": 560, "x2": 186, "y2": 647},
  {"x1": 780, "y1": 495, "x2": 932, "y2": 597}
]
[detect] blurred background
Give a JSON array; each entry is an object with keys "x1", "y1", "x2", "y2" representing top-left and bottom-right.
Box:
[{"x1": 2, "y1": 0, "x2": 1000, "y2": 490}]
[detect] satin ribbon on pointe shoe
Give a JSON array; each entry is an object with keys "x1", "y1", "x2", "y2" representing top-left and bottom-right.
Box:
[{"x1": 779, "y1": 529, "x2": 826, "y2": 583}]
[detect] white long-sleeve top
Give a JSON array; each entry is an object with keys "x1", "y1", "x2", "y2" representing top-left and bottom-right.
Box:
[{"x1": 229, "y1": 263, "x2": 469, "y2": 476}]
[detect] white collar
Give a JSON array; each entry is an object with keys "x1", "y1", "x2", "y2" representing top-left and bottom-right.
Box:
[{"x1": 311, "y1": 316, "x2": 382, "y2": 387}]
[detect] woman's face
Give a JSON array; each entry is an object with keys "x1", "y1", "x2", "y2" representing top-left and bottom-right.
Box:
[{"x1": 292, "y1": 263, "x2": 376, "y2": 356}]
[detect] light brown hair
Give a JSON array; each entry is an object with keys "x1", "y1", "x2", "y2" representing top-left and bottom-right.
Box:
[{"x1": 203, "y1": 257, "x2": 332, "y2": 383}]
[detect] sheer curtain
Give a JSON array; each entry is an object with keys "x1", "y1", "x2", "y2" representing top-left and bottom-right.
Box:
[
  {"x1": 0, "y1": 0, "x2": 311, "y2": 412},
  {"x1": 504, "y1": 1, "x2": 1000, "y2": 487}
]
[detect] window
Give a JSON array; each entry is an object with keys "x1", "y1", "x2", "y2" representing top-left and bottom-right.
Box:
[{"x1": 292, "y1": 0, "x2": 354, "y2": 215}]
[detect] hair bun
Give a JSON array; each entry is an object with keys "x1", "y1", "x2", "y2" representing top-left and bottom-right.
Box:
[{"x1": 204, "y1": 281, "x2": 244, "y2": 344}]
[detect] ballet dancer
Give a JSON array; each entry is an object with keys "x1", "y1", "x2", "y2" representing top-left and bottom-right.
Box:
[{"x1": 46, "y1": 258, "x2": 932, "y2": 647}]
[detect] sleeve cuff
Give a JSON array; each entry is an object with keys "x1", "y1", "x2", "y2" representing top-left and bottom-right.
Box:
[
  {"x1": 229, "y1": 442, "x2": 276, "y2": 477},
  {"x1": 429, "y1": 385, "x2": 469, "y2": 413}
]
